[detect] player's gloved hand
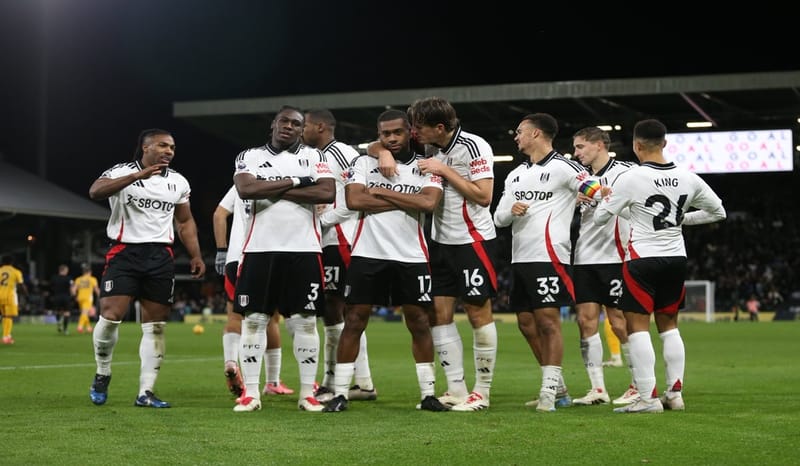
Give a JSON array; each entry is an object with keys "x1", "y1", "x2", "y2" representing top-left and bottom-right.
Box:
[{"x1": 215, "y1": 248, "x2": 227, "y2": 275}]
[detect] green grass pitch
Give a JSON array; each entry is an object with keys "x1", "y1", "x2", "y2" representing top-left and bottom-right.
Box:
[{"x1": 2, "y1": 318, "x2": 797, "y2": 465}]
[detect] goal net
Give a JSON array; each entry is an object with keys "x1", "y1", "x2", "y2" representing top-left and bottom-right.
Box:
[{"x1": 683, "y1": 280, "x2": 716, "y2": 322}]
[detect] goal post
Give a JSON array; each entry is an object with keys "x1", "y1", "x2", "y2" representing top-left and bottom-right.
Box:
[{"x1": 684, "y1": 280, "x2": 716, "y2": 322}]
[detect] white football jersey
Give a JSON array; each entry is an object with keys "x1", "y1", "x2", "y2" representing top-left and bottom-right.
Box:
[
  {"x1": 217, "y1": 185, "x2": 249, "y2": 265},
  {"x1": 345, "y1": 154, "x2": 443, "y2": 262},
  {"x1": 429, "y1": 126, "x2": 497, "y2": 245},
  {"x1": 594, "y1": 161, "x2": 725, "y2": 259},
  {"x1": 317, "y1": 140, "x2": 359, "y2": 248},
  {"x1": 573, "y1": 159, "x2": 635, "y2": 265},
  {"x1": 234, "y1": 142, "x2": 334, "y2": 253},
  {"x1": 494, "y1": 151, "x2": 589, "y2": 263},
  {"x1": 99, "y1": 161, "x2": 191, "y2": 244}
]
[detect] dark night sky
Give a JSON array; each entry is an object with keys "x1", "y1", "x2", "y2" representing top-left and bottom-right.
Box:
[{"x1": 1, "y1": 0, "x2": 797, "y2": 249}]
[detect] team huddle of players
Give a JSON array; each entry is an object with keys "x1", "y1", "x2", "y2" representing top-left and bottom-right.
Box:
[{"x1": 78, "y1": 96, "x2": 725, "y2": 414}]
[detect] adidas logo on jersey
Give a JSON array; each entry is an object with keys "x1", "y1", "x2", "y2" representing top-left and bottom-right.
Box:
[
  {"x1": 419, "y1": 293, "x2": 431, "y2": 302},
  {"x1": 467, "y1": 288, "x2": 481, "y2": 296},
  {"x1": 542, "y1": 294, "x2": 556, "y2": 303},
  {"x1": 304, "y1": 302, "x2": 316, "y2": 311},
  {"x1": 325, "y1": 282, "x2": 338, "y2": 291}
]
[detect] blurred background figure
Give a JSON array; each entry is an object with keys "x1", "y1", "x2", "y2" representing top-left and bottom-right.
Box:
[
  {"x1": 746, "y1": 295, "x2": 760, "y2": 322},
  {"x1": 0, "y1": 256, "x2": 29, "y2": 344},
  {"x1": 602, "y1": 316, "x2": 623, "y2": 367},
  {"x1": 50, "y1": 264, "x2": 73, "y2": 335},
  {"x1": 72, "y1": 263, "x2": 100, "y2": 334}
]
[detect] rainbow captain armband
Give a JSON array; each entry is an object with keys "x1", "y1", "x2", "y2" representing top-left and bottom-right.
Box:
[{"x1": 578, "y1": 178, "x2": 603, "y2": 200}]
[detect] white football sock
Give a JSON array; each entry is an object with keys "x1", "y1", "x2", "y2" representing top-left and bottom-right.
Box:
[
  {"x1": 621, "y1": 342, "x2": 635, "y2": 386},
  {"x1": 416, "y1": 362, "x2": 436, "y2": 398},
  {"x1": 323, "y1": 323, "x2": 344, "y2": 387},
  {"x1": 582, "y1": 332, "x2": 606, "y2": 391},
  {"x1": 628, "y1": 331, "x2": 656, "y2": 400},
  {"x1": 93, "y1": 316, "x2": 120, "y2": 376},
  {"x1": 432, "y1": 323, "x2": 467, "y2": 397},
  {"x1": 139, "y1": 321, "x2": 166, "y2": 396},
  {"x1": 660, "y1": 328, "x2": 685, "y2": 392},
  {"x1": 265, "y1": 348, "x2": 282, "y2": 385},
  {"x1": 353, "y1": 331, "x2": 374, "y2": 390},
  {"x1": 222, "y1": 332, "x2": 240, "y2": 364},
  {"x1": 558, "y1": 374, "x2": 569, "y2": 396},
  {"x1": 240, "y1": 313, "x2": 268, "y2": 399},
  {"x1": 541, "y1": 365, "x2": 562, "y2": 397},
  {"x1": 472, "y1": 322, "x2": 497, "y2": 396},
  {"x1": 286, "y1": 314, "x2": 320, "y2": 399},
  {"x1": 332, "y1": 362, "x2": 355, "y2": 398}
]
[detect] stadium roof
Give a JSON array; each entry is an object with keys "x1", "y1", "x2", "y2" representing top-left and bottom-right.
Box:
[
  {"x1": 172, "y1": 70, "x2": 800, "y2": 160},
  {"x1": 0, "y1": 161, "x2": 110, "y2": 221}
]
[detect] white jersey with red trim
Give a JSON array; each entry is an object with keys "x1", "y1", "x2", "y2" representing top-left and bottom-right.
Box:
[
  {"x1": 317, "y1": 140, "x2": 359, "y2": 248},
  {"x1": 594, "y1": 161, "x2": 725, "y2": 259},
  {"x1": 217, "y1": 185, "x2": 249, "y2": 265},
  {"x1": 573, "y1": 159, "x2": 635, "y2": 265},
  {"x1": 99, "y1": 160, "x2": 191, "y2": 244},
  {"x1": 234, "y1": 142, "x2": 334, "y2": 253},
  {"x1": 345, "y1": 154, "x2": 443, "y2": 262},
  {"x1": 429, "y1": 126, "x2": 497, "y2": 245},
  {"x1": 494, "y1": 151, "x2": 589, "y2": 263}
]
